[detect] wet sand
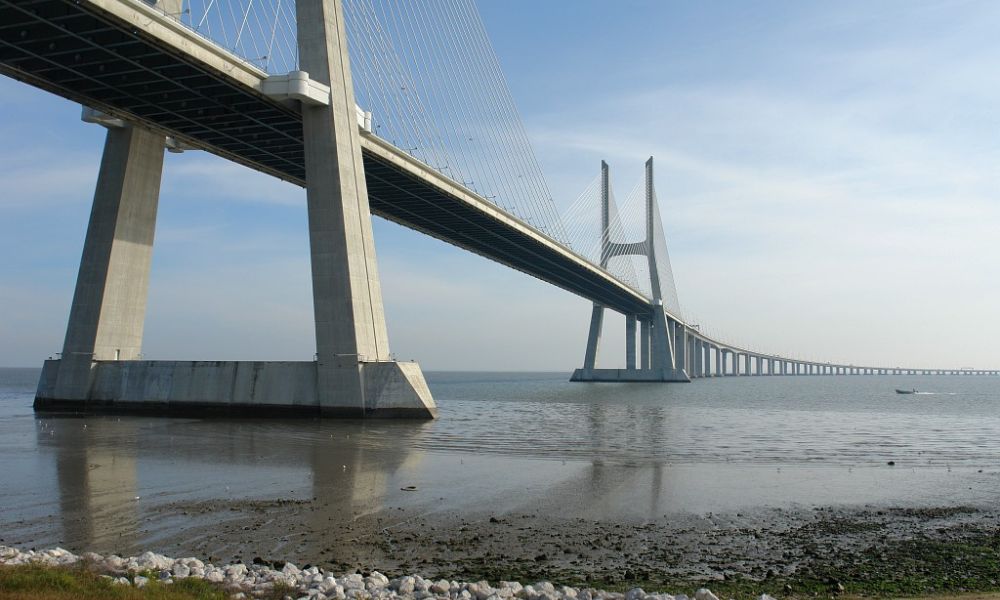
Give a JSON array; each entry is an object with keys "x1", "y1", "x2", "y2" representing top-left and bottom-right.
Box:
[{"x1": 7, "y1": 483, "x2": 1000, "y2": 596}]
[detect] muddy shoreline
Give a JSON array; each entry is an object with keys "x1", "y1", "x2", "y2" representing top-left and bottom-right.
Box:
[{"x1": 12, "y1": 498, "x2": 994, "y2": 597}]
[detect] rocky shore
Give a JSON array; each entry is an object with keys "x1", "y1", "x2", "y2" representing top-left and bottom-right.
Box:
[
  {"x1": 6, "y1": 503, "x2": 1000, "y2": 598},
  {"x1": 0, "y1": 545, "x2": 754, "y2": 600}
]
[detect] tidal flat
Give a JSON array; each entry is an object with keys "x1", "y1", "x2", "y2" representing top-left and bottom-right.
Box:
[{"x1": 4, "y1": 369, "x2": 1000, "y2": 597}]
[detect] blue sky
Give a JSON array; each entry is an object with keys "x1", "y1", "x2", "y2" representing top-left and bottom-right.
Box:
[{"x1": 2, "y1": 0, "x2": 999, "y2": 370}]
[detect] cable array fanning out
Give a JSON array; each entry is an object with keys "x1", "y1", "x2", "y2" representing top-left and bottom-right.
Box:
[{"x1": 154, "y1": 0, "x2": 684, "y2": 318}]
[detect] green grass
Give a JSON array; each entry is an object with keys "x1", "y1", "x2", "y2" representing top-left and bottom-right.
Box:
[{"x1": 0, "y1": 563, "x2": 228, "y2": 600}]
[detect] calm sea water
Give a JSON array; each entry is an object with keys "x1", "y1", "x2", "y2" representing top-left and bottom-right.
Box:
[{"x1": 2, "y1": 367, "x2": 1000, "y2": 552}]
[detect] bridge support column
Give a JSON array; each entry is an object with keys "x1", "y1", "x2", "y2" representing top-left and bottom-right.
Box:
[
  {"x1": 673, "y1": 321, "x2": 686, "y2": 375},
  {"x1": 640, "y1": 319, "x2": 651, "y2": 370},
  {"x1": 582, "y1": 305, "x2": 604, "y2": 370},
  {"x1": 694, "y1": 339, "x2": 704, "y2": 377},
  {"x1": 625, "y1": 315, "x2": 637, "y2": 370},
  {"x1": 42, "y1": 125, "x2": 165, "y2": 403},
  {"x1": 296, "y1": 0, "x2": 434, "y2": 417}
]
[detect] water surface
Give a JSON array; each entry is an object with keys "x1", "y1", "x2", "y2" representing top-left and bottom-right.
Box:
[{"x1": 1, "y1": 368, "x2": 999, "y2": 555}]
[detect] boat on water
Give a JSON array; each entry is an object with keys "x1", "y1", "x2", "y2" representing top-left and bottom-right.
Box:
[{"x1": 895, "y1": 388, "x2": 916, "y2": 394}]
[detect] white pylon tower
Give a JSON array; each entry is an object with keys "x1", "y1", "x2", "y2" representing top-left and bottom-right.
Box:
[{"x1": 571, "y1": 158, "x2": 690, "y2": 382}]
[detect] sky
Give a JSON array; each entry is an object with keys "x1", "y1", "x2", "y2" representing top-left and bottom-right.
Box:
[{"x1": 2, "y1": 0, "x2": 999, "y2": 371}]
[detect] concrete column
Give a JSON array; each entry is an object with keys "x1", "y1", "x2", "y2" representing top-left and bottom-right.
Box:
[
  {"x1": 52, "y1": 125, "x2": 165, "y2": 401},
  {"x1": 650, "y1": 307, "x2": 673, "y2": 374},
  {"x1": 694, "y1": 339, "x2": 703, "y2": 377},
  {"x1": 297, "y1": 0, "x2": 433, "y2": 416},
  {"x1": 715, "y1": 347, "x2": 723, "y2": 377},
  {"x1": 690, "y1": 339, "x2": 698, "y2": 377},
  {"x1": 673, "y1": 321, "x2": 686, "y2": 374},
  {"x1": 153, "y1": 0, "x2": 184, "y2": 15},
  {"x1": 640, "y1": 319, "x2": 651, "y2": 370},
  {"x1": 626, "y1": 314, "x2": 637, "y2": 370},
  {"x1": 583, "y1": 305, "x2": 603, "y2": 369}
]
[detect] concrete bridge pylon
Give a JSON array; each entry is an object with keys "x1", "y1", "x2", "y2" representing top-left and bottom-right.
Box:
[
  {"x1": 34, "y1": 0, "x2": 437, "y2": 418},
  {"x1": 571, "y1": 158, "x2": 690, "y2": 383}
]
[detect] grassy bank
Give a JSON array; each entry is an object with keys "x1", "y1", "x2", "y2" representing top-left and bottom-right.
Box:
[{"x1": 0, "y1": 564, "x2": 296, "y2": 600}]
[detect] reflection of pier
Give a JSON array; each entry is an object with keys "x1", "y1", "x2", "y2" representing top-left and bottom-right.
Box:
[
  {"x1": 44, "y1": 417, "x2": 141, "y2": 551},
  {"x1": 36, "y1": 416, "x2": 433, "y2": 557}
]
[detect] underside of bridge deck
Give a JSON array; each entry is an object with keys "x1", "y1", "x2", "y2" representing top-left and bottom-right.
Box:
[{"x1": 0, "y1": 0, "x2": 650, "y2": 317}]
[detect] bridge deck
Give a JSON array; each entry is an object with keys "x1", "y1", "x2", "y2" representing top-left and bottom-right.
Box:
[{"x1": 0, "y1": 0, "x2": 651, "y2": 316}]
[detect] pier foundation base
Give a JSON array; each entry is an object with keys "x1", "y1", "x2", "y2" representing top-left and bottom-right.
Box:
[
  {"x1": 570, "y1": 367, "x2": 690, "y2": 382},
  {"x1": 35, "y1": 359, "x2": 436, "y2": 418}
]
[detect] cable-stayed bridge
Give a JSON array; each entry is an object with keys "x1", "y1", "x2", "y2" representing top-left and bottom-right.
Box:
[{"x1": 2, "y1": 0, "x2": 994, "y2": 419}]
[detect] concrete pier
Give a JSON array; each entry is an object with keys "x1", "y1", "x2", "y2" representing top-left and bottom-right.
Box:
[
  {"x1": 47, "y1": 125, "x2": 165, "y2": 403},
  {"x1": 36, "y1": 0, "x2": 437, "y2": 419}
]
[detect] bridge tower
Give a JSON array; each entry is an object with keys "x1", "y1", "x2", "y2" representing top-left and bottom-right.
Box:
[
  {"x1": 571, "y1": 158, "x2": 690, "y2": 382},
  {"x1": 34, "y1": 0, "x2": 436, "y2": 418}
]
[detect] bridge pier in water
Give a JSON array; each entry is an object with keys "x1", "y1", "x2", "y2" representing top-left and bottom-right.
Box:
[
  {"x1": 35, "y1": 0, "x2": 436, "y2": 418},
  {"x1": 571, "y1": 159, "x2": 689, "y2": 383}
]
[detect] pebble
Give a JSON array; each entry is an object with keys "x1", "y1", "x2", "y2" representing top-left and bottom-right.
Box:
[{"x1": 0, "y1": 544, "x2": 762, "y2": 600}]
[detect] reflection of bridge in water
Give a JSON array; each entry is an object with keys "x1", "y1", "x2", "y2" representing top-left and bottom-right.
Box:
[
  {"x1": 36, "y1": 415, "x2": 433, "y2": 562},
  {"x1": 3, "y1": 0, "x2": 995, "y2": 420},
  {"x1": 29, "y1": 406, "x2": 695, "y2": 562}
]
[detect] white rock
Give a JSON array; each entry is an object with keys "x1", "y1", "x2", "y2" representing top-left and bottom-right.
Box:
[
  {"x1": 113, "y1": 576, "x2": 131, "y2": 586},
  {"x1": 757, "y1": 595, "x2": 777, "y2": 600},
  {"x1": 173, "y1": 564, "x2": 191, "y2": 578},
  {"x1": 694, "y1": 589, "x2": 719, "y2": 600},
  {"x1": 431, "y1": 580, "x2": 451, "y2": 594},
  {"x1": 206, "y1": 570, "x2": 226, "y2": 583},
  {"x1": 134, "y1": 575, "x2": 149, "y2": 588},
  {"x1": 228, "y1": 564, "x2": 249, "y2": 580},
  {"x1": 499, "y1": 582, "x2": 523, "y2": 594},
  {"x1": 342, "y1": 574, "x2": 365, "y2": 589},
  {"x1": 396, "y1": 576, "x2": 416, "y2": 594}
]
